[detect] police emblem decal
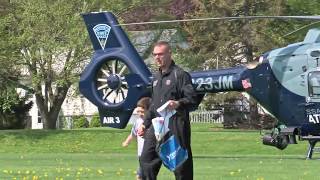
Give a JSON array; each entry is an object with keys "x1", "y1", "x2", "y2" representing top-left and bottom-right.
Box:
[
  {"x1": 166, "y1": 80, "x2": 171, "y2": 85},
  {"x1": 93, "y1": 24, "x2": 111, "y2": 50}
]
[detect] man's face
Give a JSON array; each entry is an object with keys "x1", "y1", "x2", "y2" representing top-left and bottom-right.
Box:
[{"x1": 152, "y1": 45, "x2": 172, "y2": 70}]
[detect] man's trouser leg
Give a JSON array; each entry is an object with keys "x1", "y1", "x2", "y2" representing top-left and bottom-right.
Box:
[
  {"x1": 140, "y1": 126, "x2": 162, "y2": 180},
  {"x1": 173, "y1": 146, "x2": 193, "y2": 180}
]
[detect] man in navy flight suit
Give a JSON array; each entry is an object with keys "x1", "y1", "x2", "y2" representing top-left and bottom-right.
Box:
[{"x1": 138, "y1": 41, "x2": 198, "y2": 180}]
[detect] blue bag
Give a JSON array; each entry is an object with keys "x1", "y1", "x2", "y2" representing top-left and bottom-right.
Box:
[{"x1": 158, "y1": 135, "x2": 188, "y2": 171}]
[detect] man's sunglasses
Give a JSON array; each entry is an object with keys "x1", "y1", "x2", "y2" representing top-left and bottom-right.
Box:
[{"x1": 152, "y1": 52, "x2": 165, "y2": 57}]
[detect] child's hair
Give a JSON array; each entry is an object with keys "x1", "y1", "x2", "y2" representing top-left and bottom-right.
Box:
[{"x1": 137, "y1": 97, "x2": 151, "y2": 110}]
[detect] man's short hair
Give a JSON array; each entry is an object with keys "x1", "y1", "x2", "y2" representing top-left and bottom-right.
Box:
[
  {"x1": 154, "y1": 41, "x2": 171, "y2": 51},
  {"x1": 137, "y1": 97, "x2": 152, "y2": 110}
]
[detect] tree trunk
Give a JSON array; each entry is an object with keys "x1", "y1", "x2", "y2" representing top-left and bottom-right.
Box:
[
  {"x1": 249, "y1": 100, "x2": 259, "y2": 128},
  {"x1": 35, "y1": 86, "x2": 69, "y2": 129}
]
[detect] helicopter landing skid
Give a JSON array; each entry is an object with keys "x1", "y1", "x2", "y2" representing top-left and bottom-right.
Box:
[{"x1": 301, "y1": 136, "x2": 320, "y2": 159}]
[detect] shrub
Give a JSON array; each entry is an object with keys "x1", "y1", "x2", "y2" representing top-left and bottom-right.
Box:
[
  {"x1": 89, "y1": 115, "x2": 101, "y2": 128},
  {"x1": 0, "y1": 88, "x2": 33, "y2": 129},
  {"x1": 73, "y1": 116, "x2": 89, "y2": 128}
]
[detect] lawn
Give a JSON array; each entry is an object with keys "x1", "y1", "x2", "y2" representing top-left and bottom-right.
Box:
[{"x1": 0, "y1": 124, "x2": 318, "y2": 180}]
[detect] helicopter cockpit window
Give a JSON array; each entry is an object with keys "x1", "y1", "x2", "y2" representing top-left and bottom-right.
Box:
[{"x1": 308, "y1": 71, "x2": 320, "y2": 97}]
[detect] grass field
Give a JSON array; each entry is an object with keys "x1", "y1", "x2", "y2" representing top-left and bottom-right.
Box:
[{"x1": 0, "y1": 124, "x2": 319, "y2": 180}]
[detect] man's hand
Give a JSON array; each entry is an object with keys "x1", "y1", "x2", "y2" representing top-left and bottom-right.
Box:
[
  {"x1": 167, "y1": 100, "x2": 180, "y2": 110},
  {"x1": 137, "y1": 124, "x2": 145, "y2": 137}
]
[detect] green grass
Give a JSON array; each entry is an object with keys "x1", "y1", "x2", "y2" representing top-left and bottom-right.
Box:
[{"x1": 0, "y1": 123, "x2": 318, "y2": 179}]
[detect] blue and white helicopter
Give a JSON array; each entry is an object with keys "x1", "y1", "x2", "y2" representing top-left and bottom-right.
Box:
[{"x1": 79, "y1": 12, "x2": 320, "y2": 158}]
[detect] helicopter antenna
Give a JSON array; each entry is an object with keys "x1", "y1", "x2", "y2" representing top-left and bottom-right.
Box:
[{"x1": 117, "y1": 16, "x2": 320, "y2": 26}]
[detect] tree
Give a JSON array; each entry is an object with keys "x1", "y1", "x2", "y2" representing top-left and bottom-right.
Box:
[
  {"x1": 1, "y1": 0, "x2": 147, "y2": 129},
  {"x1": 270, "y1": 0, "x2": 320, "y2": 41},
  {"x1": 0, "y1": 0, "x2": 31, "y2": 129},
  {"x1": 178, "y1": 0, "x2": 320, "y2": 128},
  {"x1": 175, "y1": 0, "x2": 288, "y2": 127}
]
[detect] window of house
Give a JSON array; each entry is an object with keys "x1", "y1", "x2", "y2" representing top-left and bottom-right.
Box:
[{"x1": 37, "y1": 110, "x2": 42, "y2": 123}]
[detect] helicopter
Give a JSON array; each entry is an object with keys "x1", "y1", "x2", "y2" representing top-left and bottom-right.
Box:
[{"x1": 79, "y1": 12, "x2": 320, "y2": 159}]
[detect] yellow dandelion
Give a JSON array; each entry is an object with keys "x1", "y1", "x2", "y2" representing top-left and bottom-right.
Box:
[
  {"x1": 230, "y1": 171, "x2": 235, "y2": 176},
  {"x1": 117, "y1": 171, "x2": 121, "y2": 175},
  {"x1": 32, "y1": 176, "x2": 39, "y2": 180},
  {"x1": 66, "y1": 174, "x2": 70, "y2": 177},
  {"x1": 3, "y1": 170, "x2": 8, "y2": 173},
  {"x1": 97, "y1": 169, "x2": 103, "y2": 174},
  {"x1": 119, "y1": 168, "x2": 123, "y2": 171},
  {"x1": 17, "y1": 171, "x2": 21, "y2": 174},
  {"x1": 25, "y1": 170, "x2": 30, "y2": 174},
  {"x1": 133, "y1": 170, "x2": 137, "y2": 174},
  {"x1": 77, "y1": 171, "x2": 81, "y2": 175},
  {"x1": 238, "y1": 169, "x2": 242, "y2": 173}
]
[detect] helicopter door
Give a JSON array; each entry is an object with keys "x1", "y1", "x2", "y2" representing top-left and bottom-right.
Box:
[{"x1": 308, "y1": 71, "x2": 320, "y2": 101}]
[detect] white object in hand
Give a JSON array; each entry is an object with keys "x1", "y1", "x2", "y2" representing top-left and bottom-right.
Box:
[
  {"x1": 152, "y1": 117, "x2": 169, "y2": 141},
  {"x1": 156, "y1": 101, "x2": 177, "y2": 120}
]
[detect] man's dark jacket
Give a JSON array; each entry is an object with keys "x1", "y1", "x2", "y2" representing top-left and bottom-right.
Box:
[{"x1": 143, "y1": 62, "x2": 198, "y2": 148}]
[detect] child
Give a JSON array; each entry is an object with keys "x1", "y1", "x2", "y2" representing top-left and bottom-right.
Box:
[{"x1": 122, "y1": 97, "x2": 151, "y2": 180}]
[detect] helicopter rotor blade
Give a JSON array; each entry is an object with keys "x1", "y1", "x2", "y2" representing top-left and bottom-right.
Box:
[
  {"x1": 283, "y1": 21, "x2": 320, "y2": 37},
  {"x1": 117, "y1": 16, "x2": 320, "y2": 26}
]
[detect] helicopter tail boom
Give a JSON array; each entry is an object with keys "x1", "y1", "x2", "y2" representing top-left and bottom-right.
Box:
[{"x1": 190, "y1": 66, "x2": 250, "y2": 93}]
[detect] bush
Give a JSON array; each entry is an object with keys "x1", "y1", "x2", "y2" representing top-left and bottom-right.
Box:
[
  {"x1": 73, "y1": 116, "x2": 89, "y2": 128},
  {"x1": 0, "y1": 91, "x2": 33, "y2": 130},
  {"x1": 89, "y1": 115, "x2": 101, "y2": 128}
]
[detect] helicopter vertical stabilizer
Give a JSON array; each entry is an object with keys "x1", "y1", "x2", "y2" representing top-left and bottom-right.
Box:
[{"x1": 80, "y1": 12, "x2": 152, "y2": 128}]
